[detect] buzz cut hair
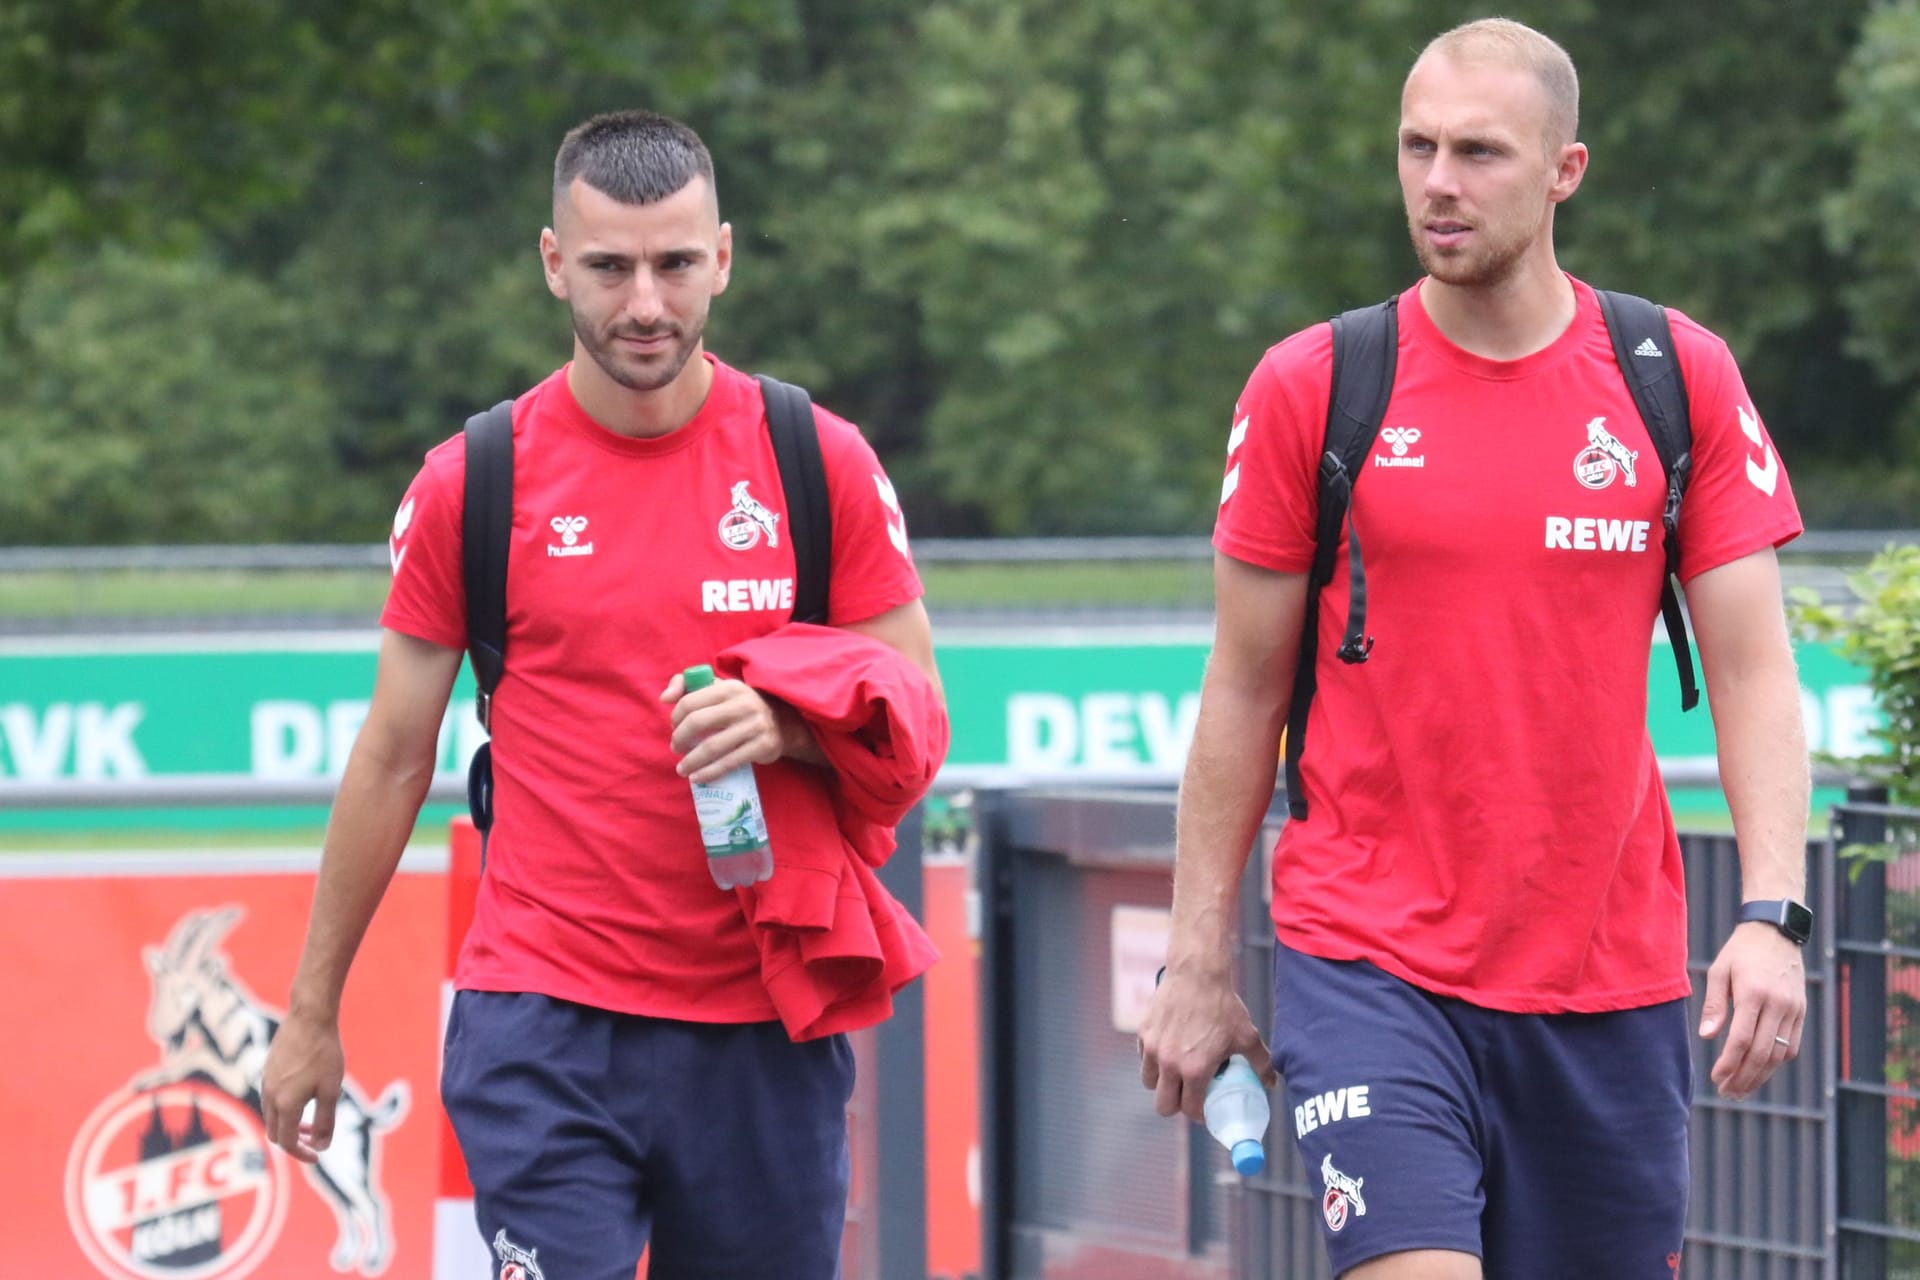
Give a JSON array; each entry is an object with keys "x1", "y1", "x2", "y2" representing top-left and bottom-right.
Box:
[
  {"x1": 1422, "y1": 17, "x2": 1579, "y2": 150},
  {"x1": 553, "y1": 109, "x2": 716, "y2": 209}
]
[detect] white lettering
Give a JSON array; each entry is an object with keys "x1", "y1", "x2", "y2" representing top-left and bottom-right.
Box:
[
  {"x1": 132, "y1": 1205, "x2": 221, "y2": 1260},
  {"x1": 1827, "y1": 686, "x2": 1883, "y2": 758},
  {"x1": 1081, "y1": 693, "x2": 1141, "y2": 770},
  {"x1": 251, "y1": 701, "x2": 324, "y2": 779},
  {"x1": 75, "y1": 702, "x2": 148, "y2": 779},
  {"x1": 701, "y1": 578, "x2": 798, "y2": 613},
  {"x1": 1137, "y1": 692, "x2": 1201, "y2": 768},
  {"x1": 1545, "y1": 516, "x2": 1652, "y2": 553},
  {"x1": 1007, "y1": 694, "x2": 1078, "y2": 768},
  {"x1": 1293, "y1": 1085, "x2": 1372, "y2": 1139},
  {"x1": 0, "y1": 703, "x2": 73, "y2": 780}
]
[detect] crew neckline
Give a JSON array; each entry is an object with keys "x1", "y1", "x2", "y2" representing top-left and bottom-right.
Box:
[
  {"x1": 1400, "y1": 274, "x2": 1598, "y2": 382},
  {"x1": 540, "y1": 353, "x2": 746, "y2": 457}
]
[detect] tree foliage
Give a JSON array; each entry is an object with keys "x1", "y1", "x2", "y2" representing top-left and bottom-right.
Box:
[{"x1": 0, "y1": 0, "x2": 1914, "y2": 542}]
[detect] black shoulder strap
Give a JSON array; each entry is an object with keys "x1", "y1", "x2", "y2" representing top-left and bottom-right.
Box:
[
  {"x1": 1283, "y1": 297, "x2": 1397, "y2": 820},
  {"x1": 462, "y1": 399, "x2": 515, "y2": 727},
  {"x1": 1595, "y1": 289, "x2": 1699, "y2": 712},
  {"x1": 461, "y1": 398, "x2": 514, "y2": 840},
  {"x1": 758, "y1": 374, "x2": 833, "y2": 626}
]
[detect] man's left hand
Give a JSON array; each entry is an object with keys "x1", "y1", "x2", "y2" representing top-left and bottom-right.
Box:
[
  {"x1": 1698, "y1": 923, "x2": 1807, "y2": 1100},
  {"x1": 663, "y1": 673, "x2": 791, "y2": 782}
]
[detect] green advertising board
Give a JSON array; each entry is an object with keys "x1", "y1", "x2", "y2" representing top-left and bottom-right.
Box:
[{"x1": 0, "y1": 626, "x2": 1878, "y2": 832}]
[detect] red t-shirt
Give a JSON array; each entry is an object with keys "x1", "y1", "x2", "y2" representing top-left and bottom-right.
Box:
[
  {"x1": 383, "y1": 356, "x2": 925, "y2": 1021},
  {"x1": 1214, "y1": 277, "x2": 1803, "y2": 1013}
]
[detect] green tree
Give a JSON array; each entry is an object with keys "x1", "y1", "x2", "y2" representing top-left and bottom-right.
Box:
[
  {"x1": 0, "y1": 248, "x2": 344, "y2": 543},
  {"x1": 1825, "y1": 0, "x2": 1920, "y2": 458}
]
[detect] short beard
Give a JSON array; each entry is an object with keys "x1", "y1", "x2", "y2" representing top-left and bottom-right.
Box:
[
  {"x1": 1406, "y1": 213, "x2": 1533, "y2": 290},
  {"x1": 572, "y1": 307, "x2": 704, "y2": 393}
]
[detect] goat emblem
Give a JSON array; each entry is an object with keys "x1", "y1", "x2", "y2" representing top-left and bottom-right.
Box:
[
  {"x1": 718, "y1": 479, "x2": 781, "y2": 550},
  {"x1": 68, "y1": 907, "x2": 408, "y2": 1278}
]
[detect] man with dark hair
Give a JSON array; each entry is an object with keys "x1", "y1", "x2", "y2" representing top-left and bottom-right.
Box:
[
  {"x1": 260, "y1": 109, "x2": 945, "y2": 1278},
  {"x1": 1139, "y1": 19, "x2": 1809, "y2": 1279}
]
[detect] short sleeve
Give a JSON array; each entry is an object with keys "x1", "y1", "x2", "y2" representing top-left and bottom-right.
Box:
[
  {"x1": 1211, "y1": 325, "x2": 1335, "y2": 573},
  {"x1": 815, "y1": 410, "x2": 926, "y2": 626},
  {"x1": 1668, "y1": 312, "x2": 1804, "y2": 583},
  {"x1": 379, "y1": 437, "x2": 468, "y2": 650}
]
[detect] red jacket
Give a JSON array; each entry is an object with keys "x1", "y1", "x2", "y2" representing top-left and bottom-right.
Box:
[{"x1": 716, "y1": 623, "x2": 948, "y2": 1040}]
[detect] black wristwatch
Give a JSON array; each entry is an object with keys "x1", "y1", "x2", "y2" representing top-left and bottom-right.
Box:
[{"x1": 1738, "y1": 898, "x2": 1813, "y2": 946}]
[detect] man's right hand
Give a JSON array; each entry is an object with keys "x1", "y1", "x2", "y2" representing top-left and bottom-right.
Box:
[
  {"x1": 260, "y1": 1010, "x2": 345, "y2": 1164},
  {"x1": 1137, "y1": 964, "x2": 1277, "y2": 1124}
]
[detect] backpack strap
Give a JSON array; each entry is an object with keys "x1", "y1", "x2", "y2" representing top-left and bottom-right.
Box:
[
  {"x1": 1595, "y1": 289, "x2": 1700, "y2": 712},
  {"x1": 758, "y1": 374, "x2": 833, "y2": 626},
  {"x1": 1283, "y1": 297, "x2": 1398, "y2": 821},
  {"x1": 461, "y1": 398, "x2": 514, "y2": 834}
]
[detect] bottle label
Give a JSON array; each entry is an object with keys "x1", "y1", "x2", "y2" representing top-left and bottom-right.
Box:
[{"x1": 692, "y1": 773, "x2": 769, "y2": 855}]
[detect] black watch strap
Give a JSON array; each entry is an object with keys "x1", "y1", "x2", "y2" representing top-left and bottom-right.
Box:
[{"x1": 1738, "y1": 898, "x2": 1812, "y2": 946}]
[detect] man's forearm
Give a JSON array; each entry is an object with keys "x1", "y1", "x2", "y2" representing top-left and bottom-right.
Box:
[
  {"x1": 1714, "y1": 659, "x2": 1810, "y2": 901},
  {"x1": 1166, "y1": 681, "x2": 1288, "y2": 978},
  {"x1": 286, "y1": 743, "x2": 438, "y2": 1020}
]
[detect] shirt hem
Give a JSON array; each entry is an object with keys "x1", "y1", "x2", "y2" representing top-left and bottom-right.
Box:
[{"x1": 1277, "y1": 929, "x2": 1693, "y2": 1014}]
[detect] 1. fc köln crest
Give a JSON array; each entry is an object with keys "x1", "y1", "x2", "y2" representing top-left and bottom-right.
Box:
[{"x1": 64, "y1": 907, "x2": 410, "y2": 1280}]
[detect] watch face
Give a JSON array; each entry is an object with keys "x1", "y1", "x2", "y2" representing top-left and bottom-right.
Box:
[{"x1": 1784, "y1": 900, "x2": 1814, "y2": 942}]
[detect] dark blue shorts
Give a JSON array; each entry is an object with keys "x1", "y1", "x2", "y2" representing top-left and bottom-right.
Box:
[
  {"x1": 1270, "y1": 943, "x2": 1692, "y2": 1278},
  {"x1": 442, "y1": 990, "x2": 855, "y2": 1280}
]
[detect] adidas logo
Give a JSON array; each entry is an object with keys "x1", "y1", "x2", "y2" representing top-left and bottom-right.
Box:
[{"x1": 1633, "y1": 337, "x2": 1663, "y2": 358}]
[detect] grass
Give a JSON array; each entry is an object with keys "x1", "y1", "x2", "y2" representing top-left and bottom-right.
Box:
[{"x1": 0, "y1": 559, "x2": 1218, "y2": 620}]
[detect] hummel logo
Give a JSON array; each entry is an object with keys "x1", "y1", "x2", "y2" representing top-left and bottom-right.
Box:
[
  {"x1": 547, "y1": 515, "x2": 594, "y2": 558},
  {"x1": 1633, "y1": 337, "x2": 1663, "y2": 358}
]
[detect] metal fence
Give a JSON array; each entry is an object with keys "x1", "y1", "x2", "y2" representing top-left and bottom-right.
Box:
[
  {"x1": 975, "y1": 787, "x2": 1920, "y2": 1280},
  {"x1": 0, "y1": 533, "x2": 1908, "y2": 632}
]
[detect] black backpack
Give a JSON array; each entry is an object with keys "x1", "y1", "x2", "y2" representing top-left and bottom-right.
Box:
[
  {"x1": 1282, "y1": 290, "x2": 1699, "y2": 820},
  {"x1": 459, "y1": 374, "x2": 833, "y2": 835}
]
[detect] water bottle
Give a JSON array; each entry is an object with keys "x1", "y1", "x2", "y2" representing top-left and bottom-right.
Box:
[
  {"x1": 1204, "y1": 1054, "x2": 1270, "y2": 1176},
  {"x1": 681, "y1": 665, "x2": 774, "y2": 889}
]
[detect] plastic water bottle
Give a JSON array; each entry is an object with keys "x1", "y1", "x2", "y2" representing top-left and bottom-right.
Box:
[
  {"x1": 681, "y1": 665, "x2": 774, "y2": 889},
  {"x1": 1204, "y1": 1054, "x2": 1270, "y2": 1176}
]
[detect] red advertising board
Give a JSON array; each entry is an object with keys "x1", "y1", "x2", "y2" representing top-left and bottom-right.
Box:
[{"x1": 2, "y1": 866, "x2": 445, "y2": 1279}]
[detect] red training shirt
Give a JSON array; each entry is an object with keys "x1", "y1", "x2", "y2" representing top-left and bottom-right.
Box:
[
  {"x1": 383, "y1": 356, "x2": 925, "y2": 1021},
  {"x1": 1214, "y1": 276, "x2": 1802, "y2": 1013}
]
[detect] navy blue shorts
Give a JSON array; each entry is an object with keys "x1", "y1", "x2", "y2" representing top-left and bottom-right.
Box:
[
  {"x1": 1270, "y1": 943, "x2": 1692, "y2": 1278},
  {"x1": 442, "y1": 990, "x2": 855, "y2": 1280}
]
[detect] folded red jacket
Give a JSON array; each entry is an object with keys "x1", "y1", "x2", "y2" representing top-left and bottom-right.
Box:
[{"x1": 716, "y1": 623, "x2": 949, "y2": 1040}]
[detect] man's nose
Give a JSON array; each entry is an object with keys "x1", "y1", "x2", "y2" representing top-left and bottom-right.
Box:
[
  {"x1": 1423, "y1": 151, "x2": 1462, "y2": 201},
  {"x1": 623, "y1": 270, "x2": 665, "y2": 326}
]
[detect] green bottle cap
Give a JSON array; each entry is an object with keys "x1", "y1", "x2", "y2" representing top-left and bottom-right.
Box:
[{"x1": 683, "y1": 664, "x2": 716, "y2": 692}]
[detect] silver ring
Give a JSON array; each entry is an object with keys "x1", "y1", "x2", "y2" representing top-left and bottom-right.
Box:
[{"x1": 1774, "y1": 1035, "x2": 1792, "y2": 1047}]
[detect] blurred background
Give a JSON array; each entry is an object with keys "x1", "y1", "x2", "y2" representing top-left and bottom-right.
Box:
[
  {"x1": 1, "y1": 0, "x2": 1917, "y2": 551},
  {"x1": 4, "y1": 2, "x2": 1918, "y2": 1278}
]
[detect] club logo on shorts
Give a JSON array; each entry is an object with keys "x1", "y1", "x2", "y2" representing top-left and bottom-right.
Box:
[
  {"x1": 65, "y1": 908, "x2": 409, "y2": 1279},
  {"x1": 1320, "y1": 1152, "x2": 1368, "y2": 1233},
  {"x1": 719, "y1": 480, "x2": 781, "y2": 550},
  {"x1": 494, "y1": 1228, "x2": 547, "y2": 1280},
  {"x1": 1574, "y1": 416, "x2": 1639, "y2": 490}
]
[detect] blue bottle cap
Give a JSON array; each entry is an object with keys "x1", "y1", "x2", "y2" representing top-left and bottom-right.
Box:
[{"x1": 1230, "y1": 1139, "x2": 1265, "y2": 1176}]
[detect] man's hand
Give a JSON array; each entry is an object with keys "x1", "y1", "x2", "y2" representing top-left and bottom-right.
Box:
[
  {"x1": 1698, "y1": 923, "x2": 1806, "y2": 1099},
  {"x1": 663, "y1": 673, "x2": 811, "y2": 781},
  {"x1": 260, "y1": 1009, "x2": 346, "y2": 1164},
  {"x1": 1137, "y1": 964, "x2": 1277, "y2": 1124}
]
